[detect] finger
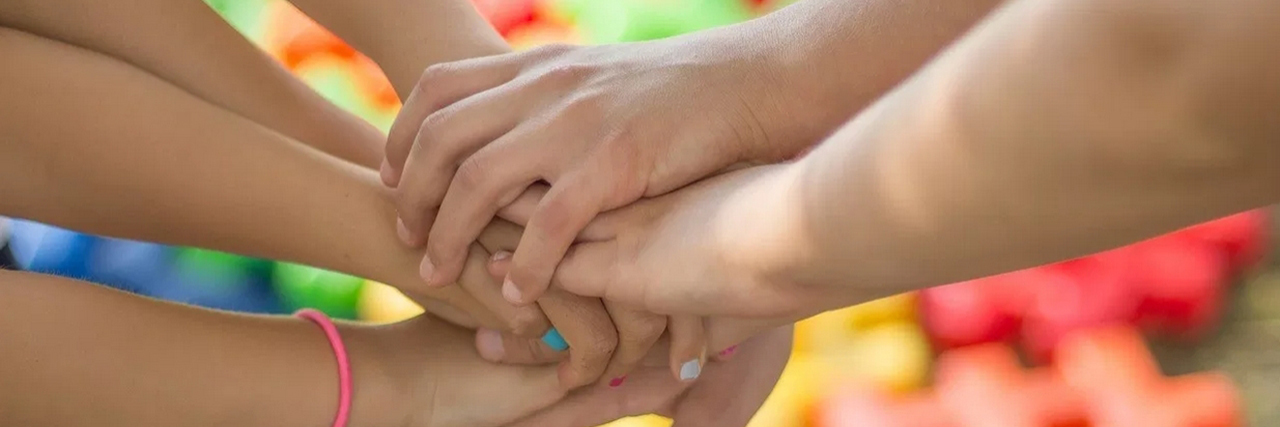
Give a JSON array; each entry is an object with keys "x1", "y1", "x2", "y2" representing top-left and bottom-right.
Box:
[
  {"x1": 669, "y1": 327, "x2": 794, "y2": 427},
  {"x1": 476, "y1": 218, "x2": 526, "y2": 257},
  {"x1": 552, "y1": 240, "x2": 627, "y2": 301},
  {"x1": 404, "y1": 285, "x2": 511, "y2": 331},
  {"x1": 422, "y1": 137, "x2": 547, "y2": 289},
  {"x1": 668, "y1": 315, "x2": 708, "y2": 383},
  {"x1": 384, "y1": 56, "x2": 522, "y2": 185},
  {"x1": 392, "y1": 82, "x2": 529, "y2": 241},
  {"x1": 474, "y1": 327, "x2": 568, "y2": 365},
  {"x1": 538, "y1": 289, "x2": 618, "y2": 389},
  {"x1": 496, "y1": 183, "x2": 549, "y2": 226},
  {"x1": 505, "y1": 175, "x2": 611, "y2": 305},
  {"x1": 502, "y1": 367, "x2": 686, "y2": 427},
  {"x1": 459, "y1": 243, "x2": 550, "y2": 337},
  {"x1": 598, "y1": 302, "x2": 667, "y2": 389}
]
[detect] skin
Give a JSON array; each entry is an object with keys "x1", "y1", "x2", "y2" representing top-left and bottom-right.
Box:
[
  {"x1": 381, "y1": 0, "x2": 1006, "y2": 313},
  {"x1": 0, "y1": 0, "x2": 385, "y2": 168},
  {"x1": 543, "y1": 0, "x2": 1280, "y2": 336},
  {"x1": 0, "y1": 269, "x2": 563, "y2": 427},
  {"x1": 0, "y1": 22, "x2": 788, "y2": 427},
  {"x1": 0, "y1": 25, "x2": 531, "y2": 335}
]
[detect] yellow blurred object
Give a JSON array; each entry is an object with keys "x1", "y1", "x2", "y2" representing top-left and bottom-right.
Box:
[
  {"x1": 506, "y1": 22, "x2": 582, "y2": 51},
  {"x1": 847, "y1": 293, "x2": 917, "y2": 331},
  {"x1": 748, "y1": 354, "x2": 825, "y2": 427},
  {"x1": 825, "y1": 322, "x2": 932, "y2": 393},
  {"x1": 357, "y1": 281, "x2": 424, "y2": 323},
  {"x1": 793, "y1": 292, "x2": 918, "y2": 354},
  {"x1": 599, "y1": 415, "x2": 672, "y2": 427}
]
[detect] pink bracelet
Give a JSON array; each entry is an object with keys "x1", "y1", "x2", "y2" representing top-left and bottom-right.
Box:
[{"x1": 295, "y1": 309, "x2": 352, "y2": 427}]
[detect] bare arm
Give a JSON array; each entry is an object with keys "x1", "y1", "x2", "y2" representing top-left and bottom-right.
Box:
[
  {"x1": 0, "y1": 28, "x2": 544, "y2": 333},
  {"x1": 0, "y1": 0, "x2": 385, "y2": 168},
  {"x1": 0, "y1": 269, "x2": 561, "y2": 427},
  {"x1": 774, "y1": 0, "x2": 1280, "y2": 309}
]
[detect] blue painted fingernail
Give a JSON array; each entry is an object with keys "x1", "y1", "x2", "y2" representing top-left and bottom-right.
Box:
[{"x1": 541, "y1": 328, "x2": 569, "y2": 351}]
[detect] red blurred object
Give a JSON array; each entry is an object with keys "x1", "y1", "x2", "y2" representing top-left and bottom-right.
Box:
[
  {"x1": 471, "y1": 0, "x2": 538, "y2": 35},
  {"x1": 1126, "y1": 237, "x2": 1227, "y2": 340},
  {"x1": 1177, "y1": 210, "x2": 1269, "y2": 271},
  {"x1": 1055, "y1": 327, "x2": 1242, "y2": 427},
  {"x1": 919, "y1": 280, "x2": 1021, "y2": 350},
  {"x1": 918, "y1": 209, "x2": 1268, "y2": 357},
  {"x1": 816, "y1": 327, "x2": 1241, "y2": 427}
]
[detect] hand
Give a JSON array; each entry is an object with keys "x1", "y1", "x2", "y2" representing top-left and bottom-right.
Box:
[
  {"x1": 500, "y1": 326, "x2": 793, "y2": 427},
  {"x1": 343, "y1": 315, "x2": 566, "y2": 427},
  {"x1": 505, "y1": 164, "x2": 828, "y2": 321},
  {"x1": 478, "y1": 220, "x2": 714, "y2": 388},
  {"x1": 383, "y1": 31, "x2": 811, "y2": 307}
]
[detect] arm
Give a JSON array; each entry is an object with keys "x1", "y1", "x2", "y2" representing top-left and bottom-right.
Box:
[
  {"x1": 0, "y1": 269, "x2": 561, "y2": 427},
  {"x1": 282, "y1": 0, "x2": 508, "y2": 97},
  {"x1": 0, "y1": 27, "x2": 543, "y2": 333},
  {"x1": 546, "y1": 0, "x2": 1280, "y2": 325},
  {"x1": 0, "y1": 0, "x2": 385, "y2": 168},
  {"x1": 773, "y1": 0, "x2": 1280, "y2": 310}
]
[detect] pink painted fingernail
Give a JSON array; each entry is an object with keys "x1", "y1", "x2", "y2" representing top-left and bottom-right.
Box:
[
  {"x1": 608, "y1": 376, "x2": 627, "y2": 388},
  {"x1": 491, "y1": 251, "x2": 513, "y2": 262},
  {"x1": 396, "y1": 218, "x2": 414, "y2": 245},
  {"x1": 476, "y1": 328, "x2": 505, "y2": 362},
  {"x1": 502, "y1": 278, "x2": 523, "y2": 304},
  {"x1": 719, "y1": 346, "x2": 738, "y2": 358}
]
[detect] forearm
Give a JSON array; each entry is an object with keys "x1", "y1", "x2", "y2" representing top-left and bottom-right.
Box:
[
  {"x1": 735, "y1": 0, "x2": 1004, "y2": 159},
  {"x1": 781, "y1": 0, "x2": 1280, "y2": 309},
  {"x1": 0, "y1": 270, "x2": 403, "y2": 427},
  {"x1": 0, "y1": 29, "x2": 502, "y2": 326},
  {"x1": 0, "y1": 0, "x2": 385, "y2": 168},
  {"x1": 285, "y1": 0, "x2": 509, "y2": 97}
]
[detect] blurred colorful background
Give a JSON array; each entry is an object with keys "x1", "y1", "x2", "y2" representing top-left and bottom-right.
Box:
[{"x1": 1, "y1": 1, "x2": 1274, "y2": 426}]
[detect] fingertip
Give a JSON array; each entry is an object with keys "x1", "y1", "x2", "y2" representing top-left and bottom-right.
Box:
[
  {"x1": 396, "y1": 217, "x2": 417, "y2": 247},
  {"x1": 503, "y1": 277, "x2": 528, "y2": 305},
  {"x1": 489, "y1": 251, "x2": 513, "y2": 281},
  {"x1": 380, "y1": 159, "x2": 400, "y2": 187},
  {"x1": 476, "y1": 328, "x2": 506, "y2": 362}
]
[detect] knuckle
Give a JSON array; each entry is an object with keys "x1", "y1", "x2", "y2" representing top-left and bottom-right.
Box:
[
  {"x1": 541, "y1": 63, "x2": 593, "y2": 85},
  {"x1": 585, "y1": 329, "x2": 620, "y2": 359},
  {"x1": 453, "y1": 154, "x2": 492, "y2": 192},
  {"x1": 622, "y1": 317, "x2": 667, "y2": 346},
  {"x1": 416, "y1": 64, "x2": 454, "y2": 93},
  {"x1": 508, "y1": 310, "x2": 548, "y2": 337}
]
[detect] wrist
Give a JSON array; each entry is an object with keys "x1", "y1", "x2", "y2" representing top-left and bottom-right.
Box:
[
  {"x1": 714, "y1": 162, "x2": 833, "y2": 318},
  {"x1": 338, "y1": 324, "x2": 415, "y2": 427}
]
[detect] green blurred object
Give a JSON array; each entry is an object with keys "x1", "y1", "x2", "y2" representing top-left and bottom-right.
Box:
[
  {"x1": 203, "y1": 0, "x2": 272, "y2": 43},
  {"x1": 273, "y1": 262, "x2": 363, "y2": 319},
  {"x1": 294, "y1": 56, "x2": 386, "y2": 126},
  {"x1": 573, "y1": 0, "x2": 754, "y2": 43},
  {"x1": 174, "y1": 248, "x2": 270, "y2": 284}
]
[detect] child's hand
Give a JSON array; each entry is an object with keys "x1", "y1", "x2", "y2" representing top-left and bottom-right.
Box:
[
  {"x1": 507, "y1": 163, "x2": 827, "y2": 321},
  {"x1": 383, "y1": 33, "x2": 810, "y2": 306},
  {"x1": 500, "y1": 325, "x2": 793, "y2": 427},
  {"x1": 347, "y1": 315, "x2": 565, "y2": 427}
]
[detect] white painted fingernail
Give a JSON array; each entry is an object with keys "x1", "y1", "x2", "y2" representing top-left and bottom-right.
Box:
[{"x1": 679, "y1": 359, "x2": 701, "y2": 381}]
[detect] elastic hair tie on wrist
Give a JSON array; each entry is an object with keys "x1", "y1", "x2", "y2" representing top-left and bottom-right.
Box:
[{"x1": 295, "y1": 309, "x2": 352, "y2": 427}]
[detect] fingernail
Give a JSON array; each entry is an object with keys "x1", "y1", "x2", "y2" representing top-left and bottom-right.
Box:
[
  {"x1": 396, "y1": 218, "x2": 413, "y2": 245},
  {"x1": 502, "y1": 278, "x2": 523, "y2": 304},
  {"x1": 491, "y1": 251, "x2": 513, "y2": 262},
  {"x1": 541, "y1": 328, "x2": 569, "y2": 352},
  {"x1": 608, "y1": 376, "x2": 627, "y2": 388},
  {"x1": 719, "y1": 346, "x2": 738, "y2": 358},
  {"x1": 419, "y1": 256, "x2": 437, "y2": 285},
  {"x1": 476, "y1": 328, "x2": 505, "y2": 362},
  {"x1": 679, "y1": 359, "x2": 701, "y2": 381}
]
